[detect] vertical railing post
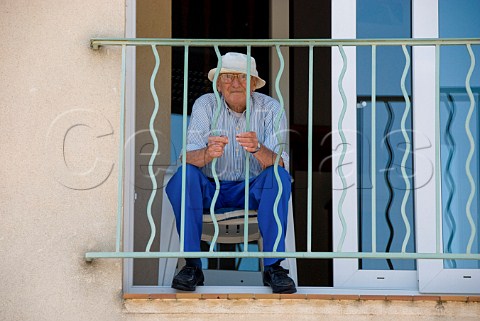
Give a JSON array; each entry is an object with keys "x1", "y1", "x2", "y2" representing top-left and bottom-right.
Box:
[
  {"x1": 371, "y1": 45, "x2": 377, "y2": 253},
  {"x1": 244, "y1": 46, "x2": 252, "y2": 250},
  {"x1": 116, "y1": 44, "x2": 127, "y2": 253},
  {"x1": 307, "y1": 44, "x2": 314, "y2": 252},
  {"x1": 435, "y1": 44, "x2": 441, "y2": 254},
  {"x1": 180, "y1": 44, "x2": 189, "y2": 252}
]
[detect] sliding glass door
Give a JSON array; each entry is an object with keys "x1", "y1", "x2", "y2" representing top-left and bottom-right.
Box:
[{"x1": 332, "y1": 0, "x2": 479, "y2": 293}]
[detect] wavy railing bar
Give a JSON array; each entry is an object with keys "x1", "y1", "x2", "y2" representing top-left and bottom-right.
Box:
[
  {"x1": 464, "y1": 44, "x2": 477, "y2": 254},
  {"x1": 208, "y1": 45, "x2": 223, "y2": 251},
  {"x1": 90, "y1": 38, "x2": 480, "y2": 49},
  {"x1": 272, "y1": 45, "x2": 286, "y2": 252},
  {"x1": 444, "y1": 94, "x2": 457, "y2": 268},
  {"x1": 336, "y1": 45, "x2": 348, "y2": 252},
  {"x1": 145, "y1": 45, "x2": 160, "y2": 252},
  {"x1": 399, "y1": 45, "x2": 412, "y2": 253},
  {"x1": 383, "y1": 102, "x2": 395, "y2": 269}
]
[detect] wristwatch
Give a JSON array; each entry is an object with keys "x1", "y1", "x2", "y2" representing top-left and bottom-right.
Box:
[{"x1": 251, "y1": 142, "x2": 261, "y2": 154}]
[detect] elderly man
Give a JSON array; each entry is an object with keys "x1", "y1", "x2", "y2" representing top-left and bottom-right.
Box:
[{"x1": 166, "y1": 52, "x2": 296, "y2": 294}]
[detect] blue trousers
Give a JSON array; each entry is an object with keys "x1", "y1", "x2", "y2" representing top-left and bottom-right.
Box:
[{"x1": 165, "y1": 164, "x2": 292, "y2": 267}]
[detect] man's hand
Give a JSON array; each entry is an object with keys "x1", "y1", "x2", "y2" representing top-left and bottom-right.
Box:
[
  {"x1": 206, "y1": 135, "x2": 229, "y2": 158},
  {"x1": 236, "y1": 131, "x2": 284, "y2": 169},
  {"x1": 185, "y1": 135, "x2": 228, "y2": 167},
  {"x1": 236, "y1": 131, "x2": 259, "y2": 153}
]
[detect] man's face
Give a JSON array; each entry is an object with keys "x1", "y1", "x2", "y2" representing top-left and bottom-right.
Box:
[{"x1": 217, "y1": 73, "x2": 256, "y2": 112}]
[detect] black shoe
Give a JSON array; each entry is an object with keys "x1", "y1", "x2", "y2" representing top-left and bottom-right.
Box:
[
  {"x1": 263, "y1": 265, "x2": 297, "y2": 294},
  {"x1": 171, "y1": 266, "x2": 205, "y2": 291}
]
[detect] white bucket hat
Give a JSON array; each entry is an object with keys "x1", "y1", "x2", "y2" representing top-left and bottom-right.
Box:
[{"x1": 208, "y1": 52, "x2": 266, "y2": 89}]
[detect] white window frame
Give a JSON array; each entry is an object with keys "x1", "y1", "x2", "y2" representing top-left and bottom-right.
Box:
[
  {"x1": 413, "y1": 0, "x2": 480, "y2": 294},
  {"x1": 123, "y1": 0, "x2": 479, "y2": 295},
  {"x1": 122, "y1": 0, "x2": 293, "y2": 294},
  {"x1": 123, "y1": 0, "x2": 137, "y2": 294},
  {"x1": 332, "y1": 0, "x2": 479, "y2": 294},
  {"x1": 331, "y1": 0, "x2": 417, "y2": 290}
]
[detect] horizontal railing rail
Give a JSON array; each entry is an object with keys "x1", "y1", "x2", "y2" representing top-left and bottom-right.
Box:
[
  {"x1": 86, "y1": 38, "x2": 480, "y2": 263},
  {"x1": 90, "y1": 38, "x2": 480, "y2": 49},
  {"x1": 86, "y1": 251, "x2": 479, "y2": 260}
]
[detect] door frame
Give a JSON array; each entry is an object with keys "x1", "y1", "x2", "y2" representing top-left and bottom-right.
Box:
[
  {"x1": 413, "y1": 0, "x2": 480, "y2": 294},
  {"x1": 331, "y1": 0, "x2": 418, "y2": 290},
  {"x1": 332, "y1": 0, "x2": 479, "y2": 293},
  {"x1": 122, "y1": 0, "x2": 292, "y2": 293}
]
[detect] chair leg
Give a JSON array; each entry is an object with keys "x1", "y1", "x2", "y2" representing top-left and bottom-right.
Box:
[
  {"x1": 158, "y1": 179, "x2": 180, "y2": 286},
  {"x1": 158, "y1": 215, "x2": 180, "y2": 285},
  {"x1": 258, "y1": 238, "x2": 264, "y2": 272},
  {"x1": 283, "y1": 198, "x2": 298, "y2": 285}
]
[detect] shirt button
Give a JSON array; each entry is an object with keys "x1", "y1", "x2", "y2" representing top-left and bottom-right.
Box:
[{"x1": 236, "y1": 126, "x2": 239, "y2": 131}]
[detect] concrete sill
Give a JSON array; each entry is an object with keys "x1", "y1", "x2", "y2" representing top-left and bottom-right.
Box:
[
  {"x1": 124, "y1": 293, "x2": 480, "y2": 302},
  {"x1": 122, "y1": 294, "x2": 480, "y2": 319}
]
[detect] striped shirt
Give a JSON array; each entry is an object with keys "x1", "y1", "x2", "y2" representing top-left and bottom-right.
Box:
[{"x1": 186, "y1": 92, "x2": 289, "y2": 181}]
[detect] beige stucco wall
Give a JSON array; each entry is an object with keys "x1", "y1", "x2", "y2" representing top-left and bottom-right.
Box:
[{"x1": 0, "y1": 0, "x2": 126, "y2": 320}]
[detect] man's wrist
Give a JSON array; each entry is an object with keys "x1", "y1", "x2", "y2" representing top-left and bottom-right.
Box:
[{"x1": 251, "y1": 142, "x2": 261, "y2": 154}]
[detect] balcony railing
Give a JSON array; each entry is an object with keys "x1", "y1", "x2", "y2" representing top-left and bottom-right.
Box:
[{"x1": 85, "y1": 38, "x2": 480, "y2": 265}]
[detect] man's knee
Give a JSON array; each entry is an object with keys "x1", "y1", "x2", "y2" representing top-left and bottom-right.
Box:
[
  {"x1": 263, "y1": 165, "x2": 288, "y2": 176},
  {"x1": 266, "y1": 165, "x2": 291, "y2": 182},
  {"x1": 261, "y1": 166, "x2": 291, "y2": 194},
  {"x1": 166, "y1": 164, "x2": 203, "y2": 195}
]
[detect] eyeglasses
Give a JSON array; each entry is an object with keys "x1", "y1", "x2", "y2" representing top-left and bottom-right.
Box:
[{"x1": 219, "y1": 73, "x2": 248, "y2": 84}]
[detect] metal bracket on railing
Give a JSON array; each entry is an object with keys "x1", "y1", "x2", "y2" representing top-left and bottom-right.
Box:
[{"x1": 90, "y1": 40, "x2": 100, "y2": 50}]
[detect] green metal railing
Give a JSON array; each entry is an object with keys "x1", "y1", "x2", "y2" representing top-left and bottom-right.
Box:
[{"x1": 85, "y1": 38, "x2": 480, "y2": 262}]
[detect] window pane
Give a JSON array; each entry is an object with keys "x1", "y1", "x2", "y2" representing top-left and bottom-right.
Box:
[
  {"x1": 439, "y1": 0, "x2": 480, "y2": 269},
  {"x1": 357, "y1": 0, "x2": 416, "y2": 270}
]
